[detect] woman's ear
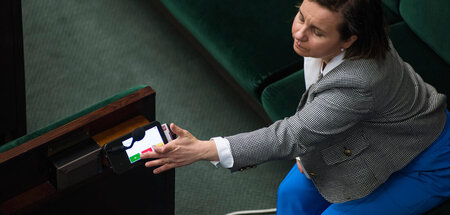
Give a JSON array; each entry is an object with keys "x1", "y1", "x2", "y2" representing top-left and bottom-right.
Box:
[{"x1": 342, "y1": 35, "x2": 358, "y2": 49}]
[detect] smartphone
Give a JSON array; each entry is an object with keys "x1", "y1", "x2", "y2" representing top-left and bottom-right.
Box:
[{"x1": 103, "y1": 121, "x2": 169, "y2": 174}]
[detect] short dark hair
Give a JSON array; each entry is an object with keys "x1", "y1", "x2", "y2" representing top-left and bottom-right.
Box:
[{"x1": 308, "y1": 0, "x2": 390, "y2": 60}]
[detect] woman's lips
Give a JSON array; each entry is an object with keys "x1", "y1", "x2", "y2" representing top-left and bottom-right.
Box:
[{"x1": 295, "y1": 41, "x2": 307, "y2": 51}]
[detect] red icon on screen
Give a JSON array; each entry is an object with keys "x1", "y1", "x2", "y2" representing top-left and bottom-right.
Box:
[{"x1": 142, "y1": 148, "x2": 153, "y2": 154}]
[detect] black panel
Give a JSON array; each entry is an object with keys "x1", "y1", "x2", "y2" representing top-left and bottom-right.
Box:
[{"x1": 0, "y1": 0, "x2": 27, "y2": 144}]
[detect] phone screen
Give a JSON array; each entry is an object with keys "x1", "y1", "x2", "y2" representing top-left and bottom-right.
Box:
[{"x1": 122, "y1": 126, "x2": 164, "y2": 163}]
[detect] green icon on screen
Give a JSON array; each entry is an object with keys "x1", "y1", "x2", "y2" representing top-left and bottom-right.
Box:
[{"x1": 129, "y1": 153, "x2": 140, "y2": 163}]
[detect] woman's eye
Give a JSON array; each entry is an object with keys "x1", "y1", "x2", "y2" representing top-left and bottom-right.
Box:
[
  {"x1": 313, "y1": 28, "x2": 323, "y2": 37},
  {"x1": 298, "y1": 14, "x2": 304, "y2": 23}
]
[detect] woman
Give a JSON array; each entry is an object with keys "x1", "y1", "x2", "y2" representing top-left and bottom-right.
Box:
[{"x1": 142, "y1": 0, "x2": 450, "y2": 214}]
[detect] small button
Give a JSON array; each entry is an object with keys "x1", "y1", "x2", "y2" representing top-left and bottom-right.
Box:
[
  {"x1": 309, "y1": 172, "x2": 317, "y2": 176},
  {"x1": 344, "y1": 149, "x2": 352, "y2": 156}
]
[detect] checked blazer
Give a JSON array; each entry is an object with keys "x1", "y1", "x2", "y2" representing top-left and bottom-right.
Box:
[{"x1": 225, "y1": 45, "x2": 447, "y2": 203}]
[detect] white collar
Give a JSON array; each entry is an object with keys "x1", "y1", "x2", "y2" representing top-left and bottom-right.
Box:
[{"x1": 304, "y1": 52, "x2": 345, "y2": 89}]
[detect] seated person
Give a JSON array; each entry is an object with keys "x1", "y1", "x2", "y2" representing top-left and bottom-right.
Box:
[{"x1": 142, "y1": 0, "x2": 450, "y2": 214}]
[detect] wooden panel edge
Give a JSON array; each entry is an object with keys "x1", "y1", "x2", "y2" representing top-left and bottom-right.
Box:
[{"x1": 0, "y1": 86, "x2": 155, "y2": 164}]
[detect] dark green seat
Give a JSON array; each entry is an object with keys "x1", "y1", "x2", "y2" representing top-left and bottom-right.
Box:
[
  {"x1": 160, "y1": 0, "x2": 302, "y2": 99},
  {"x1": 261, "y1": 70, "x2": 304, "y2": 122},
  {"x1": 394, "y1": 0, "x2": 450, "y2": 103},
  {"x1": 400, "y1": 0, "x2": 450, "y2": 66},
  {"x1": 390, "y1": 22, "x2": 450, "y2": 99}
]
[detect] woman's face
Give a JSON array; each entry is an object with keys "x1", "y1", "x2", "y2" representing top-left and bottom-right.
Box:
[{"x1": 292, "y1": 0, "x2": 356, "y2": 63}]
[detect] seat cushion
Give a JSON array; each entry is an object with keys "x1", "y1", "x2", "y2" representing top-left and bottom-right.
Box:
[
  {"x1": 0, "y1": 85, "x2": 147, "y2": 154},
  {"x1": 390, "y1": 22, "x2": 450, "y2": 101},
  {"x1": 160, "y1": 0, "x2": 302, "y2": 99},
  {"x1": 261, "y1": 70, "x2": 305, "y2": 122},
  {"x1": 399, "y1": 0, "x2": 450, "y2": 65}
]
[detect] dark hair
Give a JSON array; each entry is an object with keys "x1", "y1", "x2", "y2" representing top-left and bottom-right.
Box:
[{"x1": 308, "y1": 0, "x2": 390, "y2": 60}]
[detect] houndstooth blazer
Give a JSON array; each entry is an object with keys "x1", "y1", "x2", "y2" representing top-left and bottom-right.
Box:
[{"x1": 225, "y1": 46, "x2": 447, "y2": 203}]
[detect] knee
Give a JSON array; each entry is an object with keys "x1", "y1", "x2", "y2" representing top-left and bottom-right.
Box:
[
  {"x1": 277, "y1": 177, "x2": 297, "y2": 199},
  {"x1": 277, "y1": 167, "x2": 308, "y2": 200},
  {"x1": 277, "y1": 167, "x2": 330, "y2": 214}
]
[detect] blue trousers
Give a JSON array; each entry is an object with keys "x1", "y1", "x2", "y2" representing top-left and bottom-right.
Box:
[{"x1": 277, "y1": 111, "x2": 450, "y2": 215}]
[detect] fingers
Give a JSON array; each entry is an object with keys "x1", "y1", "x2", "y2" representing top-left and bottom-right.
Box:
[
  {"x1": 144, "y1": 157, "x2": 170, "y2": 168},
  {"x1": 153, "y1": 163, "x2": 176, "y2": 174},
  {"x1": 144, "y1": 158, "x2": 177, "y2": 174},
  {"x1": 170, "y1": 123, "x2": 188, "y2": 137},
  {"x1": 140, "y1": 149, "x2": 164, "y2": 159},
  {"x1": 140, "y1": 151, "x2": 158, "y2": 159},
  {"x1": 154, "y1": 142, "x2": 177, "y2": 154},
  {"x1": 140, "y1": 143, "x2": 176, "y2": 160},
  {"x1": 141, "y1": 142, "x2": 179, "y2": 174}
]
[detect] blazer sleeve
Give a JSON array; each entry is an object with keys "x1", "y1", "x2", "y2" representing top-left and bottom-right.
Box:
[{"x1": 226, "y1": 78, "x2": 374, "y2": 172}]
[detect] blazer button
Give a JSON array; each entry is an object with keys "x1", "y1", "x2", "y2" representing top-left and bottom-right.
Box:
[{"x1": 344, "y1": 149, "x2": 352, "y2": 156}]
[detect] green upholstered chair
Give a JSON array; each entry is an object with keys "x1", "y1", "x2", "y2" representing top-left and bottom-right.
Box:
[
  {"x1": 393, "y1": 0, "x2": 450, "y2": 99},
  {"x1": 156, "y1": 0, "x2": 437, "y2": 123},
  {"x1": 157, "y1": 0, "x2": 302, "y2": 102},
  {"x1": 261, "y1": 69, "x2": 305, "y2": 121}
]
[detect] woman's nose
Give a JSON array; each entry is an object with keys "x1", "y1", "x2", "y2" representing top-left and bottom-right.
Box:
[{"x1": 294, "y1": 27, "x2": 307, "y2": 42}]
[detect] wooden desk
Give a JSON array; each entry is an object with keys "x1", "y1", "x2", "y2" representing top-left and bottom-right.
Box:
[{"x1": 0, "y1": 87, "x2": 174, "y2": 215}]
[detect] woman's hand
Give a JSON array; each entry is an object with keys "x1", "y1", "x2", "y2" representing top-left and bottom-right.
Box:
[{"x1": 140, "y1": 123, "x2": 219, "y2": 174}]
